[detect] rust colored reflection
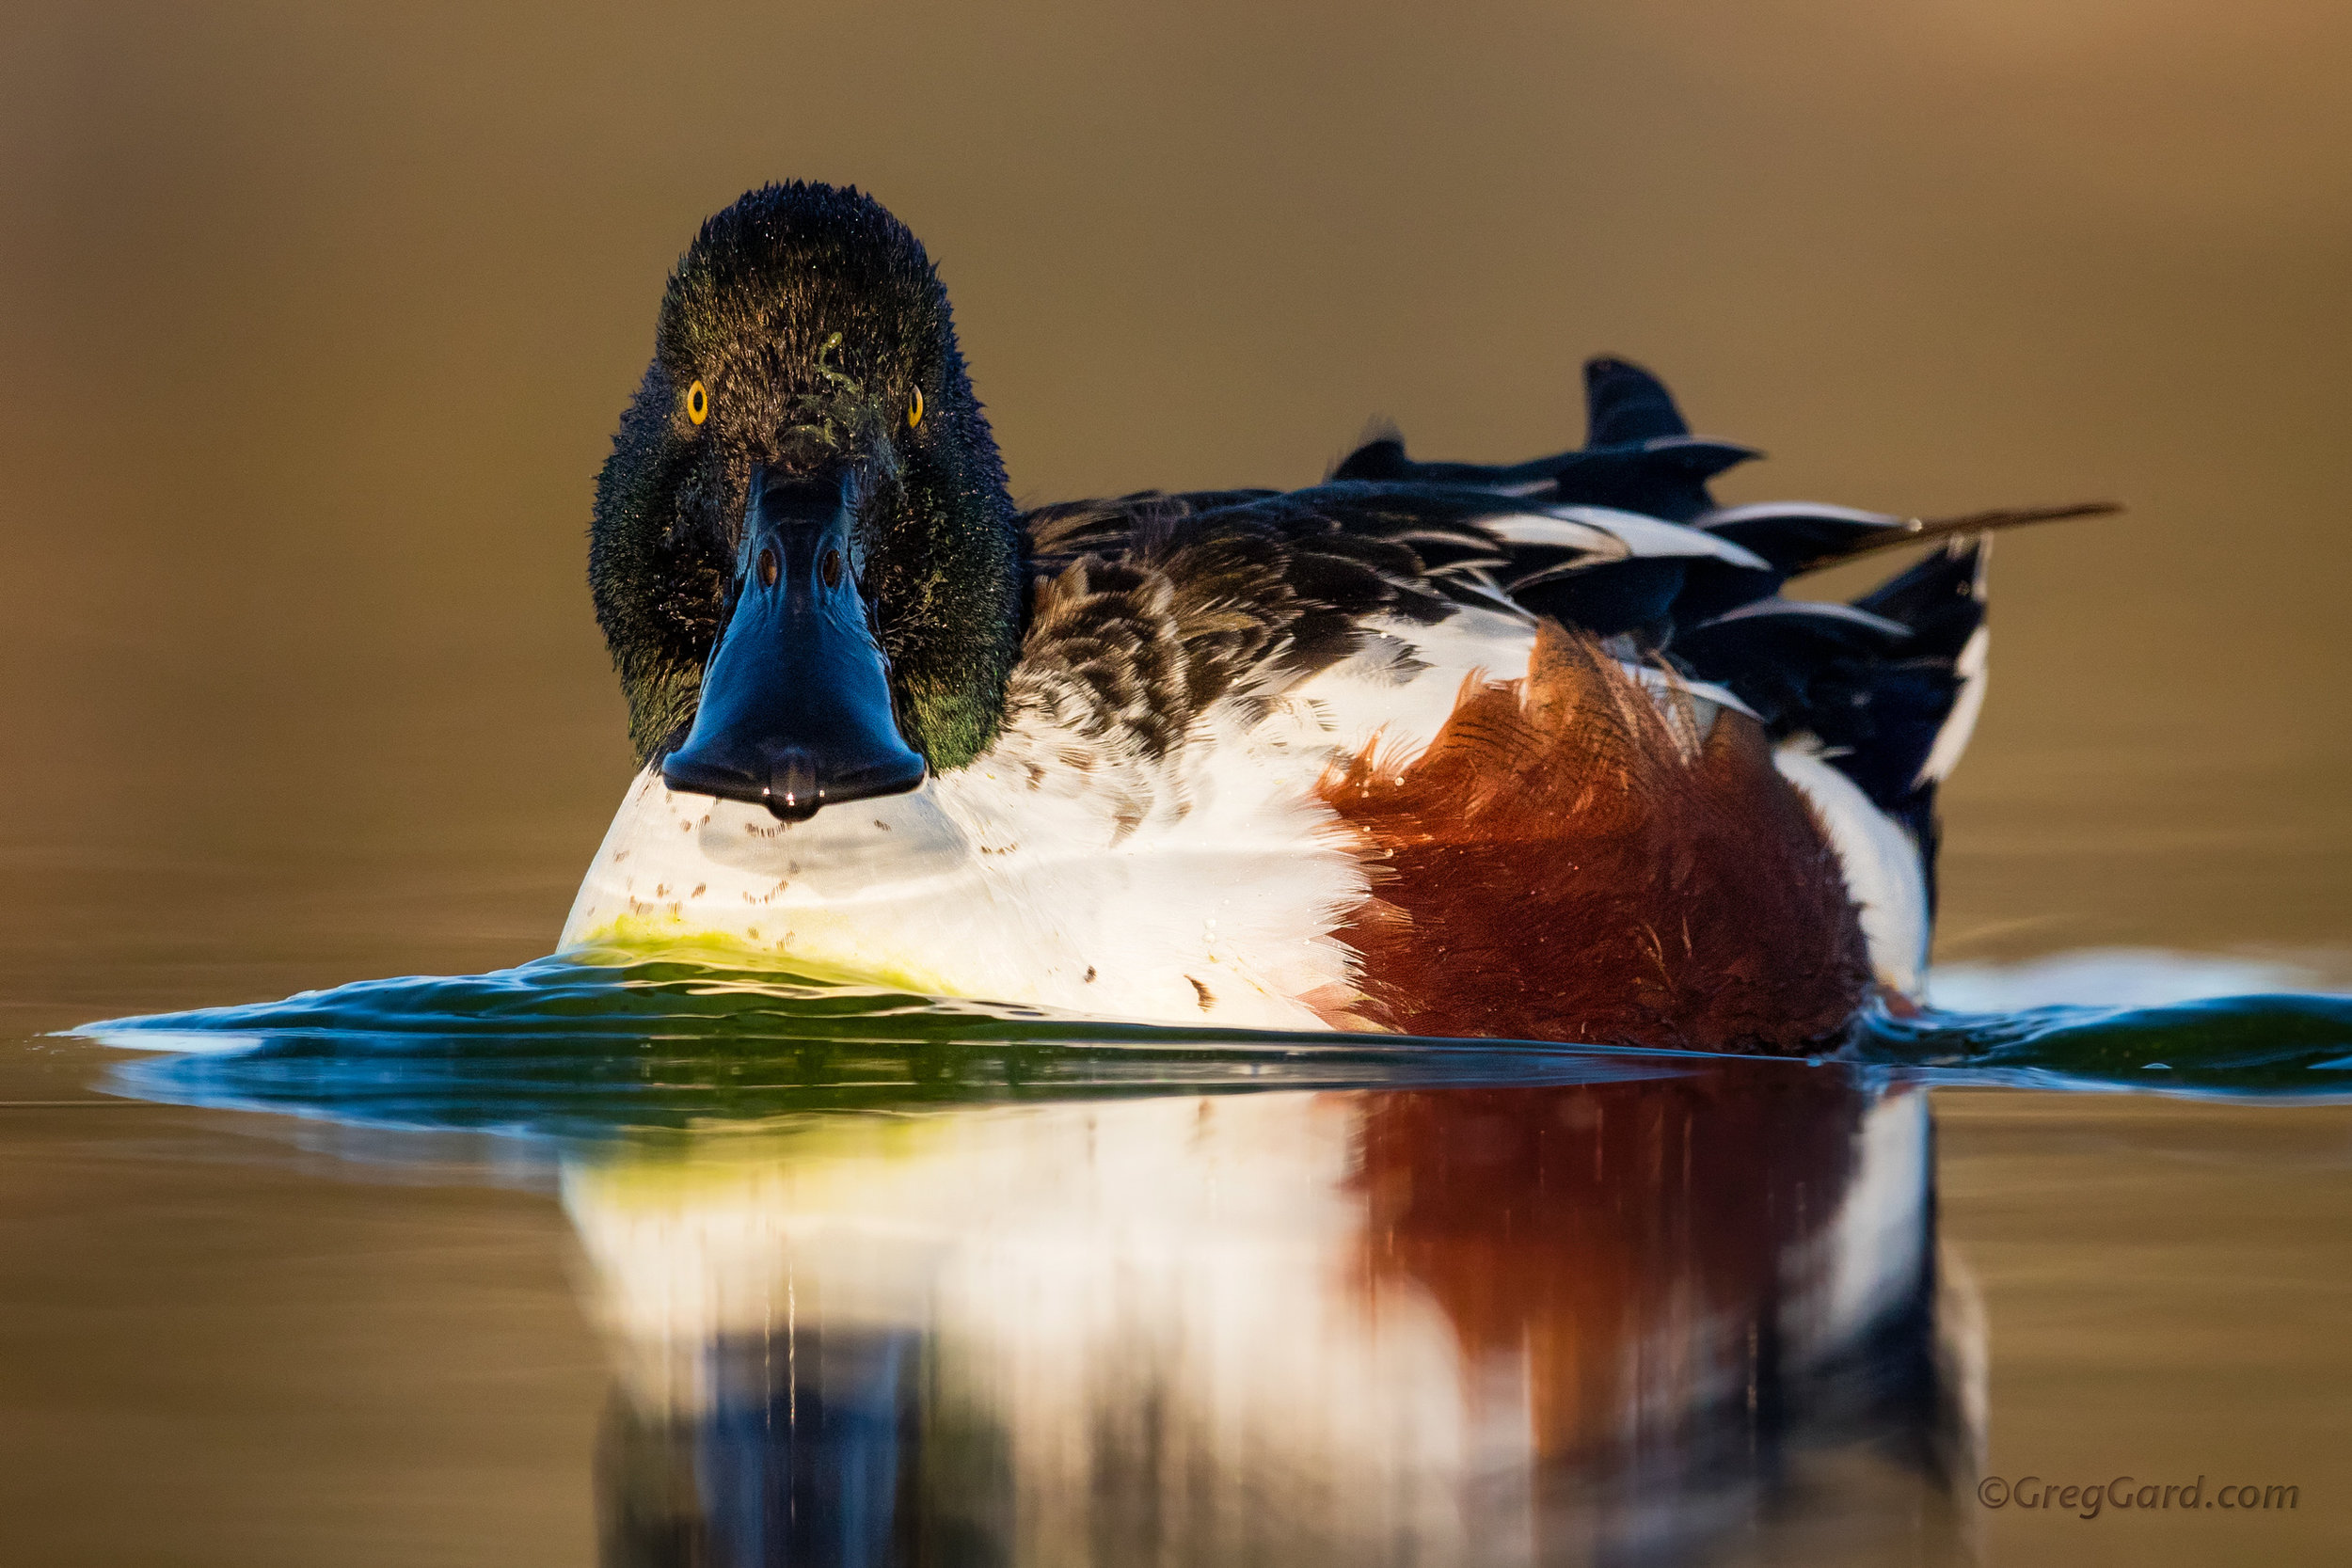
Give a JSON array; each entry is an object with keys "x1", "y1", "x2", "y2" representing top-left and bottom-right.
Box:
[
  {"x1": 566, "y1": 1066, "x2": 1974, "y2": 1566},
  {"x1": 1357, "y1": 1071, "x2": 1868, "y2": 1466}
]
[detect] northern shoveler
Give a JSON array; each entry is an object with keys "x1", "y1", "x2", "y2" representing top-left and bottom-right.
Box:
[{"x1": 565, "y1": 181, "x2": 2106, "y2": 1053}]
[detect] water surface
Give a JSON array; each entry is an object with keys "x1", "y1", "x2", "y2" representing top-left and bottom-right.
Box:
[
  {"x1": 6, "y1": 956, "x2": 2339, "y2": 1563},
  {"x1": 7, "y1": 3, "x2": 2351, "y2": 1563}
]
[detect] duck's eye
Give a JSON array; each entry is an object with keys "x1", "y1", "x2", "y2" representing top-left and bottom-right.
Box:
[
  {"x1": 686, "y1": 380, "x2": 709, "y2": 426},
  {"x1": 907, "y1": 388, "x2": 924, "y2": 428}
]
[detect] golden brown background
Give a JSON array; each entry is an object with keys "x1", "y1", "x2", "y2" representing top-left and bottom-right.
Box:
[
  {"x1": 5, "y1": 1, "x2": 2347, "y2": 1025},
  {"x1": 3, "y1": 7, "x2": 2349, "y2": 1564}
]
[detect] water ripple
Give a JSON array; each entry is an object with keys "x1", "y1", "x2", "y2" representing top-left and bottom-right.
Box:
[{"x1": 74, "y1": 947, "x2": 2352, "y2": 1138}]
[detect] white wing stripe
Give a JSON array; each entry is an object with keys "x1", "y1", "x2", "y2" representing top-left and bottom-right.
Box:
[
  {"x1": 1544, "y1": 506, "x2": 1772, "y2": 568},
  {"x1": 1475, "y1": 514, "x2": 1623, "y2": 556},
  {"x1": 1699, "y1": 599, "x2": 1911, "y2": 637},
  {"x1": 1697, "y1": 500, "x2": 1902, "y2": 529}
]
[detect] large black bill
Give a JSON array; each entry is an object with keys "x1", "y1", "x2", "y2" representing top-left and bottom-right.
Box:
[{"x1": 660, "y1": 467, "x2": 927, "y2": 820}]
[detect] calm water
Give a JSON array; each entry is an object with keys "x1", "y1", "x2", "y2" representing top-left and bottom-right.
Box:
[
  {"x1": 7, "y1": 3, "x2": 2351, "y2": 1564},
  {"x1": 0, "y1": 958, "x2": 2341, "y2": 1564}
]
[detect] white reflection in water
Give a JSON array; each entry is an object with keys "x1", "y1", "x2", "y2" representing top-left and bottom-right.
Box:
[{"x1": 563, "y1": 1070, "x2": 1978, "y2": 1566}]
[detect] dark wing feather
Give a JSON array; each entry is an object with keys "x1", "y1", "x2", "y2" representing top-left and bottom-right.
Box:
[
  {"x1": 1670, "y1": 600, "x2": 1915, "y2": 729},
  {"x1": 1330, "y1": 358, "x2": 1757, "y2": 522},
  {"x1": 1015, "y1": 352, "x2": 2107, "y2": 902}
]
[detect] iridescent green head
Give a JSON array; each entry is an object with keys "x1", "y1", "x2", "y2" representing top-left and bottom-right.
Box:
[{"x1": 589, "y1": 182, "x2": 1021, "y2": 814}]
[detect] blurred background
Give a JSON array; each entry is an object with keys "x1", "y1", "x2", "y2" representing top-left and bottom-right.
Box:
[
  {"x1": 4, "y1": 1, "x2": 2349, "y2": 1026},
  {"x1": 5, "y1": 7, "x2": 2351, "y2": 1566}
]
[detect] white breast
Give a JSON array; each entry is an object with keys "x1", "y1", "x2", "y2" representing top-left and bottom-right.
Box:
[
  {"x1": 560, "y1": 605, "x2": 1927, "y2": 1020},
  {"x1": 561, "y1": 610, "x2": 1552, "y2": 1027},
  {"x1": 562, "y1": 757, "x2": 1354, "y2": 1029}
]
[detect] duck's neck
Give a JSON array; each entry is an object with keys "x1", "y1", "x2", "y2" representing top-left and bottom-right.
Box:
[{"x1": 878, "y1": 454, "x2": 1024, "y2": 773}]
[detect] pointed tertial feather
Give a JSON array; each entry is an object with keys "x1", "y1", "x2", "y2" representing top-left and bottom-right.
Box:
[
  {"x1": 1327, "y1": 431, "x2": 1758, "y2": 520},
  {"x1": 1568, "y1": 356, "x2": 1760, "y2": 517},
  {"x1": 1713, "y1": 500, "x2": 2119, "y2": 578},
  {"x1": 1027, "y1": 479, "x2": 1786, "y2": 651},
  {"x1": 1696, "y1": 501, "x2": 1908, "y2": 575},
  {"x1": 1415, "y1": 505, "x2": 1765, "y2": 638},
  {"x1": 1546, "y1": 436, "x2": 1757, "y2": 520},
  {"x1": 1518, "y1": 507, "x2": 1771, "y2": 570},
  {"x1": 1583, "y1": 356, "x2": 1689, "y2": 445},
  {"x1": 1191, "y1": 484, "x2": 1769, "y2": 601},
  {"x1": 1328, "y1": 356, "x2": 1739, "y2": 509},
  {"x1": 1480, "y1": 507, "x2": 1770, "y2": 640}
]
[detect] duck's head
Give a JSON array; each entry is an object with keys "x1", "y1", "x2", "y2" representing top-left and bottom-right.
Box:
[{"x1": 589, "y1": 182, "x2": 1021, "y2": 820}]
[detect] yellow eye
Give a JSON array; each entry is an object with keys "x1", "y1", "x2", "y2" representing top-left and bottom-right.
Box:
[
  {"x1": 907, "y1": 387, "x2": 924, "y2": 428},
  {"x1": 686, "y1": 380, "x2": 709, "y2": 425}
]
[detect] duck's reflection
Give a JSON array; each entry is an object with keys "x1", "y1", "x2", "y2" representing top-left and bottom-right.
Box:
[{"x1": 567, "y1": 1064, "x2": 1977, "y2": 1566}]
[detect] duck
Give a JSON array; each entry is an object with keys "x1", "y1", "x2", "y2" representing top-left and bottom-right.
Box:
[{"x1": 562, "y1": 181, "x2": 2106, "y2": 1053}]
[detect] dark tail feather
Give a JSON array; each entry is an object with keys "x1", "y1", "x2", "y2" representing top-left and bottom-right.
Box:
[
  {"x1": 1672, "y1": 536, "x2": 1994, "y2": 918},
  {"x1": 1328, "y1": 356, "x2": 1757, "y2": 521},
  {"x1": 1669, "y1": 600, "x2": 1912, "y2": 730},
  {"x1": 1851, "y1": 535, "x2": 1992, "y2": 663},
  {"x1": 1324, "y1": 354, "x2": 2108, "y2": 923},
  {"x1": 1809, "y1": 539, "x2": 1987, "y2": 802},
  {"x1": 1821, "y1": 539, "x2": 1994, "y2": 916},
  {"x1": 1583, "y1": 356, "x2": 1689, "y2": 445}
]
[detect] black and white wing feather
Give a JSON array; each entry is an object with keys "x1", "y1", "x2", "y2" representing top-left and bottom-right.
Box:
[{"x1": 1016, "y1": 355, "x2": 2109, "y2": 895}]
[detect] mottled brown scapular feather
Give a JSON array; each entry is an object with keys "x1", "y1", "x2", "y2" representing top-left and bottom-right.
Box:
[{"x1": 1319, "y1": 621, "x2": 1870, "y2": 1053}]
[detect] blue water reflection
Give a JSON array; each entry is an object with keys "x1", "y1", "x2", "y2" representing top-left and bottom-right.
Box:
[{"x1": 78, "y1": 955, "x2": 2348, "y2": 1564}]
